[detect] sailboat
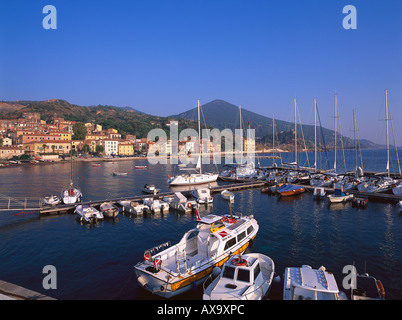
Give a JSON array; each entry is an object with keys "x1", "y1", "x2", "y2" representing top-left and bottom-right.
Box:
[
  {"x1": 167, "y1": 100, "x2": 219, "y2": 186},
  {"x1": 61, "y1": 142, "x2": 82, "y2": 204}
]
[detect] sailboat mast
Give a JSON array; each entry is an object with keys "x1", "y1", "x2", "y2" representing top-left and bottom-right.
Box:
[
  {"x1": 353, "y1": 109, "x2": 358, "y2": 171},
  {"x1": 314, "y1": 98, "x2": 317, "y2": 170},
  {"x1": 294, "y1": 98, "x2": 297, "y2": 169},
  {"x1": 385, "y1": 90, "x2": 390, "y2": 177},
  {"x1": 272, "y1": 118, "x2": 275, "y2": 166},
  {"x1": 334, "y1": 94, "x2": 337, "y2": 173},
  {"x1": 70, "y1": 139, "x2": 73, "y2": 185},
  {"x1": 198, "y1": 99, "x2": 202, "y2": 175}
]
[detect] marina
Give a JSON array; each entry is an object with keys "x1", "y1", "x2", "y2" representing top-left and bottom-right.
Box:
[{"x1": 0, "y1": 149, "x2": 402, "y2": 300}]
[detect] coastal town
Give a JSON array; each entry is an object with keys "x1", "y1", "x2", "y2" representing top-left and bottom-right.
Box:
[{"x1": 0, "y1": 111, "x2": 261, "y2": 164}]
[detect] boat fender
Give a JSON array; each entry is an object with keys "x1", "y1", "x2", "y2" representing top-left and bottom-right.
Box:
[
  {"x1": 273, "y1": 274, "x2": 281, "y2": 283},
  {"x1": 376, "y1": 280, "x2": 385, "y2": 298},
  {"x1": 137, "y1": 276, "x2": 148, "y2": 289}
]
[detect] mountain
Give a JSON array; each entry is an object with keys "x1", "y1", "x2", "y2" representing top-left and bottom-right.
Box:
[
  {"x1": 0, "y1": 99, "x2": 198, "y2": 139},
  {"x1": 172, "y1": 99, "x2": 379, "y2": 150}
]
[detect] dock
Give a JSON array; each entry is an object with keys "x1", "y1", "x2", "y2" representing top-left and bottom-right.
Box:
[
  {"x1": 39, "y1": 180, "x2": 266, "y2": 215},
  {"x1": 0, "y1": 280, "x2": 56, "y2": 300}
]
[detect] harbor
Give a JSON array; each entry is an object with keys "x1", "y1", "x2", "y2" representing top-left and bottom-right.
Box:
[{"x1": 0, "y1": 149, "x2": 402, "y2": 300}]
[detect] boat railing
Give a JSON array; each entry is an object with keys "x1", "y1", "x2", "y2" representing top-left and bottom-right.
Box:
[{"x1": 144, "y1": 241, "x2": 172, "y2": 262}]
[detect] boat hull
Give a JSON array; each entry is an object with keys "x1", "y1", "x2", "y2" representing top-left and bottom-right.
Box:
[{"x1": 168, "y1": 174, "x2": 219, "y2": 186}]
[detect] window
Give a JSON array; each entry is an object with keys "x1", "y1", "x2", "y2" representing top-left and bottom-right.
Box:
[
  {"x1": 247, "y1": 226, "x2": 254, "y2": 235},
  {"x1": 237, "y1": 231, "x2": 246, "y2": 242},
  {"x1": 253, "y1": 263, "x2": 261, "y2": 280},
  {"x1": 237, "y1": 269, "x2": 250, "y2": 283},
  {"x1": 224, "y1": 237, "x2": 236, "y2": 250},
  {"x1": 222, "y1": 266, "x2": 235, "y2": 279}
]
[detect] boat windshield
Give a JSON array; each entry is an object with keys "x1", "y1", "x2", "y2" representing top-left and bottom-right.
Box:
[
  {"x1": 293, "y1": 287, "x2": 337, "y2": 300},
  {"x1": 222, "y1": 266, "x2": 236, "y2": 280}
]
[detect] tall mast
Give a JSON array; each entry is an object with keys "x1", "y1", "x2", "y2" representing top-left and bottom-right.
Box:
[
  {"x1": 353, "y1": 109, "x2": 358, "y2": 171},
  {"x1": 198, "y1": 99, "x2": 202, "y2": 174},
  {"x1": 272, "y1": 118, "x2": 275, "y2": 166},
  {"x1": 385, "y1": 90, "x2": 390, "y2": 177},
  {"x1": 314, "y1": 98, "x2": 317, "y2": 170},
  {"x1": 334, "y1": 94, "x2": 337, "y2": 173},
  {"x1": 294, "y1": 98, "x2": 297, "y2": 169}
]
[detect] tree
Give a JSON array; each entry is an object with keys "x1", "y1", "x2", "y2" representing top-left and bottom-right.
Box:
[
  {"x1": 82, "y1": 144, "x2": 90, "y2": 153},
  {"x1": 72, "y1": 122, "x2": 87, "y2": 140},
  {"x1": 96, "y1": 145, "x2": 104, "y2": 154}
]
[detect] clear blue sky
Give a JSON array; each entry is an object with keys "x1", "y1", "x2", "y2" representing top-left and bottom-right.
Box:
[{"x1": 0, "y1": 0, "x2": 401, "y2": 143}]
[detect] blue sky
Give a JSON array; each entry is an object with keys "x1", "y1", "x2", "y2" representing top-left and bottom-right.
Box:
[{"x1": 0, "y1": 0, "x2": 401, "y2": 143}]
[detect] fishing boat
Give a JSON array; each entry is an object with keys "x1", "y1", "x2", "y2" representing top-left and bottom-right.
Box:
[
  {"x1": 327, "y1": 189, "x2": 354, "y2": 203},
  {"x1": 42, "y1": 195, "x2": 60, "y2": 206},
  {"x1": 351, "y1": 272, "x2": 386, "y2": 300},
  {"x1": 167, "y1": 100, "x2": 219, "y2": 186},
  {"x1": 203, "y1": 253, "x2": 275, "y2": 300},
  {"x1": 277, "y1": 184, "x2": 305, "y2": 197},
  {"x1": 313, "y1": 187, "x2": 326, "y2": 200},
  {"x1": 100, "y1": 202, "x2": 119, "y2": 219},
  {"x1": 119, "y1": 200, "x2": 150, "y2": 215},
  {"x1": 92, "y1": 163, "x2": 101, "y2": 167},
  {"x1": 75, "y1": 204, "x2": 104, "y2": 224},
  {"x1": 191, "y1": 188, "x2": 213, "y2": 204},
  {"x1": 283, "y1": 265, "x2": 347, "y2": 300},
  {"x1": 221, "y1": 190, "x2": 234, "y2": 201},
  {"x1": 134, "y1": 211, "x2": 259, "y2": 298},
  {"x1": 142, "y1": 184, "x2": 160, "y2": 194}
]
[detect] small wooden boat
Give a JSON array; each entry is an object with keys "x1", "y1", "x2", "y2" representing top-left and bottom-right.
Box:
[
  {"x1": 203, "y1": 253, "x2": 275, "y2": 300},
  {"x1": 100, "y1": 202, "x2": 119, "y2": 218},
  {"x1": 92, "y1": 164, "x2": 101, "y2": 167},
  {"x1": 142, "y1": 184, "x2": 160, "y2": 194},
  {"x1": 75, "y1": 204, "x2": 104, "y2": 223},
  {"x1": 221, "y1": 190, "x2": 234, "y2": 201},
  {"x1": 135, "y1": 165, "x2": 147, "y2": 170},
  {"x1": 42, "y1": 195, "x2": 60, "y2": 206},
  {"x1": 277, "y1": 184, "x2": 305, "y2": 197}
]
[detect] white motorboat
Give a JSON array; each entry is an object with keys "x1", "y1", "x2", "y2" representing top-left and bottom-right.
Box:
[
  {"x1": 283, "y1": 265, "x2": 348, "y2": 300},
  {"x1": 100, "y1": 202, "x2": 119, "y2": 219},
  {"x1": 142, "y1": 184, "x2": 160, "y2": 194},
  {"x1": 169, "y1": 192, "x2": 199, "y2": 213},
  {"x1": 191, "y1": 188, "x2": 213, "y2": 204},
  {"x1": 221, "y1": 190, "x2": 234, "y2": 202},
  {"x1": 134, "y1": 211, "x2": 259, "y2": 298},
  {"x1": 328, "y1": 189, "x2": 354, "y2": 203},
  {"x1": 313, "y1": 187, "x2": 326, "y2": 200},
  {"x1": 42, "y1": 195, "x2": 60, "y2": 206},
  {"x1": 75, "y1": 204, "x2": 104, "y2": 224},
  {"x1": 203, "y1": 253, "x2": 275, "y2": 300},
  {"x1": 119, "y1": 200, "x2": 150, "y2": 215}
]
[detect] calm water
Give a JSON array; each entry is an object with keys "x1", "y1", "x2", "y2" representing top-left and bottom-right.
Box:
[{"x1": 0, "y1": 149, "x2": 402, "y2": 300}]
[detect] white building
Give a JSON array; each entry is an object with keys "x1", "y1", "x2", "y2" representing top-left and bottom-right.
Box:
[{"x1": 102, "y1": 139, "x2": 119, "y2": 156}]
